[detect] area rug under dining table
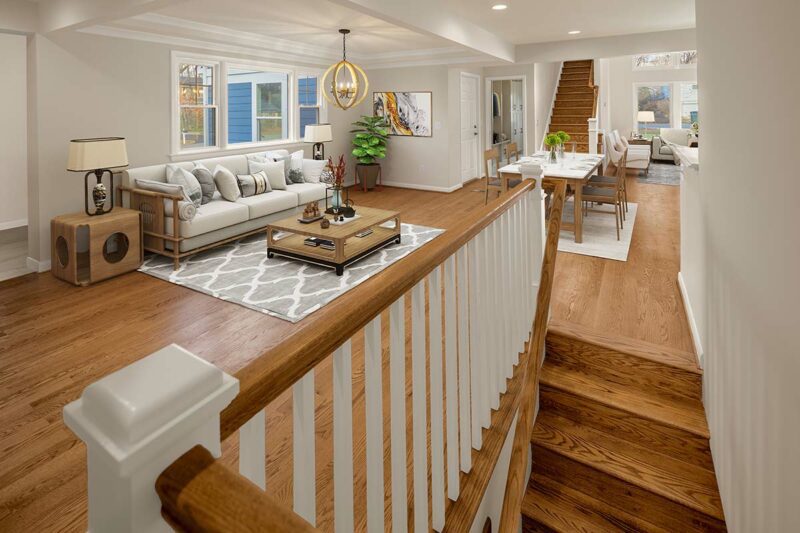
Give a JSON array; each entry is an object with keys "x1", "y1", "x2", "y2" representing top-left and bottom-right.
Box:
[{"x1": 139, "y1": 223, "x2": 444, "y2": 322}]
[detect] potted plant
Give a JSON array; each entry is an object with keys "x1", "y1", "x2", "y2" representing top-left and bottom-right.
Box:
[
  {"x1": 556, "y1": 130, "x2": 571, "y2": 159},
  {"x1": 351, "y1": 115, "x2": 389, "y2": 190},
  {"x1": 544, "y1": 133, "x2": 561, "y2": 163}
]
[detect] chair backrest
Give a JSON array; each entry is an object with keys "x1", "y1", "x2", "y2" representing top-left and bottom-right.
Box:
[
  {"x1": 505, "y1": 142, "x2": 519, "y2": 163},
  {"x1": 484, "y1": 147, "x2": 500, "y2": 180},
  {"x1": 603, "y1": 133, "x2": 623, "y2": 167},
  {"x1": 613, "y1": 150, "x2": 628, "y2": 191}
]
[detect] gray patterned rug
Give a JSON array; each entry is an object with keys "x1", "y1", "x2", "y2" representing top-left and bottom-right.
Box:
[
  {"x1": 139, "y1": 223, "x2": 444, "y2": 322},
  {"x1": 637, "y1": 161, "x2": 681, "y2": 186}
]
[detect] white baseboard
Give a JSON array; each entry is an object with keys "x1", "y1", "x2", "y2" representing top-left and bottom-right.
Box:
[
  {"x1": 678, "y1": 271, "x2": 704, "y2": 367},
  {"x1": 27, "y1": 257, "x2": 51, "y2": 273},
  {"x1": 0, "y1": 219, "x2": 27, "y2": 231},
  {"x1": 380, "y1": 180, "x2": 462, "y2": 193}
]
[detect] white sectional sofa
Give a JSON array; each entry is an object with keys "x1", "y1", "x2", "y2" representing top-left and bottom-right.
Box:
[
  {"x1": 120, "y1": 150, "x2": 331, "y2": 268},
  {"x1": 652, "y1": 128, "x2": 695, "y2": 163}
]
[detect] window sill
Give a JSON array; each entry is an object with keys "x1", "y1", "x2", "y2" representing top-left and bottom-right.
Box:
[{"x1": 169, "y1": 140, "x2": 309, "y2": 162}]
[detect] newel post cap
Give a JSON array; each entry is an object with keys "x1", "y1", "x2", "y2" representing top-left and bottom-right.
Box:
[{"x1": 64, "y1": 344, "x2": 238, "y2": 474}]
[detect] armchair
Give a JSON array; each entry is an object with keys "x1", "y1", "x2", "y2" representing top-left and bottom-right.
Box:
[{"x1": 607, "y1": 130, "x2": 650, "y2": 175}]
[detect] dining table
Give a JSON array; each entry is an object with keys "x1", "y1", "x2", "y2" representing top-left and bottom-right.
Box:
[{"x1": 498, "y1": 151, "x2": 605, "y2": 243}]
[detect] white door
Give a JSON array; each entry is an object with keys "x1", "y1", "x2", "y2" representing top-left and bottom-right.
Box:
[
  {"x1": 460, "y1": 74, "x2": 479, "y2": 183},
  {"x1": 511, "y1": 80, "x2": 524, "y2": 152}
]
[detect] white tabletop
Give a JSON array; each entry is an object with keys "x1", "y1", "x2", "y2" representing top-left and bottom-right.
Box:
[{"x1": 499, "y1": 151, "x2": 604, "y2": 179}]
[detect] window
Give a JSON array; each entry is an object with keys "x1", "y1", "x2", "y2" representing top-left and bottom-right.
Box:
[
  {"x1": 633, "y1": 50, "x2": 698, "y2": 71},
  {"x1": 298, "y1": 75, "x2": 320, "y2": 139},
  {"x1": 173, "y1": 53, "x2": 325, "y2": 155},
  {"x1": 178, "y1": 63, "x2": 217, "y2": 149},
  {"x1": 637, "y1": 84, "x2": 671, "y2": 137},
  {"x1": 226, "y1": 68, "x2": 288, "y2": 144},
  {"x1": 680, "y1": 82, "x2": 699, "y2": 128}
]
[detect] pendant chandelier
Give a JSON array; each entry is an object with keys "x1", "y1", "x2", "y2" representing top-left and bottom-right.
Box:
[{"x1": 322, "y1": 29, "x2": 369, "y2": 111}]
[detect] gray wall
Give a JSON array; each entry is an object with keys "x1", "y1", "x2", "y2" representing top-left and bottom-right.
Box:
[
  {"x1": 696, "y1": 0, "x2": 800, "y2": 530},
  {"x1": 0, "y1": 33, "x2": 28, "y2": 229}
]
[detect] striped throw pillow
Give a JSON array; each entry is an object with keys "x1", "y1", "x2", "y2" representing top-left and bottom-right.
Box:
[{"x1": 236, "y1": 170, "x2": 272, "y2": 197}]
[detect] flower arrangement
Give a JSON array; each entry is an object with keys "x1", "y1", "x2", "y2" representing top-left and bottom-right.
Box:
[
  {"x1": 544, "y1": 133, "x2": 561, "y2": 148},
  {"x1": 556, "y1": 130, "x2": 571, "y2": 144},
  {"x1": 327, "y1": 154, "x2": 347, "y2": 188}
]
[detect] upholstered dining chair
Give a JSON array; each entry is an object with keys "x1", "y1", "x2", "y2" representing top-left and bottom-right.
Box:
[
  {"x1": 592, "y1": 134, "x2": 629, "y2": 215},
  {"x1": 483, "y1": 147, "x2": 503, "y2": 204},
  {"x1": 581, "y1": 150, "x2": 627, "y2": 240}
]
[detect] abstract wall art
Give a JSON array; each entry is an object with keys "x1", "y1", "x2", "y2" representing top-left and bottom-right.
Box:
[{"x1": 373, "y1": 91, "x2": 432, "y2": 137}]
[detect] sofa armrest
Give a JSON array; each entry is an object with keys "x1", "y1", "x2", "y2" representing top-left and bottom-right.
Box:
[
  {"x1": 119, "y1": 186, "x2": 183, "y2": 251},
  {"x1": 119, "y1": 185, "x2": 183, "y2": 202}
]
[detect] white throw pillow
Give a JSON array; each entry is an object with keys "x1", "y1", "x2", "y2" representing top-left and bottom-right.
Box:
[
  {"x1": 249, "y1": 159, "x2": 287, "y2": 190},
  {"x1": 289, "y1": 150, "x2": 304, "y2": 172},
  {"x1": 166, "y1": 165, "x2": 202, "y2": 207},
  {"x1": 213, "y1": 165, "x2": 241, "y2": 201},
  {"x1": 302, "y1": 159, "x2": 327, "y2": 183}
]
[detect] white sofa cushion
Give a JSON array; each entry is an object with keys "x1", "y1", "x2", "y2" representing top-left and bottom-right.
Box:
[
  {"x1": 237, "y1": 190, "x2": 298, "y2": 219},
  {"x1": 167, "y1": 198, "x2": 249, "y2": 238},
  {"x1": 302, "y1": 159, "x2": 327, "y2": 183},
  {"x1": 286, "y1": 182, "x2": 330, "y2": 204},
  {"x1": 659, "y1": 128, "x2": 691, "y2": 146}
]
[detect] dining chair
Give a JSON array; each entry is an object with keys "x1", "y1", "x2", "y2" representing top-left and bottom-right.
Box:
[
  {"x1": 581, "y1": 150, "x2": 627, "y2": 240},
  {"x1": 505, "y1": 142, "x2": 520, "y2": 163},
  {"x1": 484, "y1": 147, "x2": 503, "y2": 204},
  {"x1": 590, "y1": 134, "x2": 629, "y2": 215}
]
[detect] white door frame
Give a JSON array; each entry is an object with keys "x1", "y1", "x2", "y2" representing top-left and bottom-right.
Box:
[
  {"x1": 485, "y1": 75, "x2": 528, "y2": 156},
  {"x1": 460, "y1": 72, "x2": 482, "y2": 183}
]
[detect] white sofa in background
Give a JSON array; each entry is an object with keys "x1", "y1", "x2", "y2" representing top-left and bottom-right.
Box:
[
  {"x1": 121, "y1": 150, "x2": 331, "y2": 268},
  {"x1": 653, "y1": 128, "x2": 695, "y2": 163}
]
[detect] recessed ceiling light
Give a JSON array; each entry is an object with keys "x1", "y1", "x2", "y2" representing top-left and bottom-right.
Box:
[
  {"x1": 492, "y1": 4, "x2": 508, "y2": 10},
  {"x1": 568, "y1": 30, "x2": 581, "y2": 35}
]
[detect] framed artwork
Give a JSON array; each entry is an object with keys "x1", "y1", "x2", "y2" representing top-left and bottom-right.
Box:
[{"x1": 373, "y1": 91, "x2": 432, "y2": 137}]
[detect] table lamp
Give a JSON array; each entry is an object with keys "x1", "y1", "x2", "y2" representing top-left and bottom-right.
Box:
[
  {"x1": 304, "y1": 124, "x2": 333, "y2": 160},
  {"x1": 67, "y1": 137, "x2": 129, "y2": 216},
  {"x1": 637, "y1": 111, "x2": 655, "y2": 137}
]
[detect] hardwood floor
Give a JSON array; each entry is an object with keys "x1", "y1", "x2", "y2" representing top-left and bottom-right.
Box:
[{"x1": 0, "y1": 178, "x2": 695, "y2": 531}]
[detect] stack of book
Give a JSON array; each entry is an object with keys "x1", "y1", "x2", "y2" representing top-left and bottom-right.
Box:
[{"x1": 304, "y1": 237, "x2": 336, "y2": 251}]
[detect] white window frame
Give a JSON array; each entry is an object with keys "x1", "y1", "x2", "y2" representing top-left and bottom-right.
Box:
[
  {"x1": 632, "y1": 50, "x2": 697, "y2": 71},
  {"x1": 172, "y1": 56, "x2": 220, "y2": 156},
  {"x1": 296, "y1": 73, "x2": 322, "y2": 141},
  {"x1": 171, "y1": 51, "x2": 325, "y2": 158},
  {"x1": 632, "y1": 81, "x2": 698, "y2": 133}
]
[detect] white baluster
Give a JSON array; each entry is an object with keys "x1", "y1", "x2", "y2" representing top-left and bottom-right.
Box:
[
  {"x1": 364, "y1": 317, "x2": 384, "y2": 533},
  {"x1": 428, "y1": 267, "x2": 446, "y2": 531},
  {"x1": 239, "y1": 409, "x2": 266, "y2": 489},
  {"x1": 444, "y1": 255, "x2": 461, "y2": 498},
  {"x1": 485, "y1": 224, "x2": 499, "y2": 410},
  {"x1": 479, "y1": 229, "x2": 492, "y2": 427},
  {"x1": 389, "y1": 296, "x2": 408, "y2": 532},
  {"x1": 467, "y1": 237, "x2": 482, "y2": 450},
  {"x1": 63, "y1": 345, "x2": 238, "y2": 533},
  {"x1": 333, "y1": 340, "x2": 354, "y2": 533},
  {"x1": 494, "y1": 219, "x2": 507, "y2": 399},
  {"x1": 411, "y1": 281, "x2": 429, "y2": 532},
  {"x1": 294, "y1": 370, "x2": 316, "y2": 526},
  {"x1": 456, "y1": 246, "x2": 473, "y2": 470}
]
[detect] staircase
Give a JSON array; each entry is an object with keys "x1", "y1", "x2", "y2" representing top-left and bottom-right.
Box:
[
  {"x1": 548, "y1": 60, "x2": 601, "y2": 153},
  {"x1": 522, "y1": 320, "x2": 727, "y2": 532}
]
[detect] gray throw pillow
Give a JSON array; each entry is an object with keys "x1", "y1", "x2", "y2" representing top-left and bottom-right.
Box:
[
  {"x1": 288, "y1": 168, "x2": 305, "y2": 184},
  {"x1": 191, "y1": 162, "x2": 216, "y2": 204},
  {"x1": 166, "y1": 165, "x2": 202, "y2": 207},
  {"x1": 236, "y1": 170, "x2": 272, "y2": 197}
]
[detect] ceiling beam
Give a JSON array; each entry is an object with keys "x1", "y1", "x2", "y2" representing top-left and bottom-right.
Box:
[
  {"x1": 515, "y1": 28, "x2": 696, "y2": 64},
  {"x1": 328, "y1": 0, "x2": 515, "y2": 63},
  {"x1": 38, "y1": 0, "x2": 189, "y2": 34}
]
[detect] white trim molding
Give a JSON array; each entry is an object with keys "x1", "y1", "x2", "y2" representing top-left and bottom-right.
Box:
[
  {"x1": 678, "y1": 271, "x2": 704, "y2": 367},
  {"x1": 27, "y1": 257, "x2": 51, "y2": 273},
  {"x1": 0, "y1": 219, "x2": 27, "y2": 231}
]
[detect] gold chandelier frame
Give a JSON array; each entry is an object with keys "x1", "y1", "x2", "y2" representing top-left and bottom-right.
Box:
[{"x1": 321, "y1": 29, "x2": 369, "y2": 111}]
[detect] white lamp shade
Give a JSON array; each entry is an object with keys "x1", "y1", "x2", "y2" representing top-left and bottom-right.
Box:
[
  {"x1": 637, "y1": 111, "x2": 655, "y2": 122},
  {"x1": 67, "y1": 137, "x2": 129, "y2": 172},
  {"x1": 304, "y1": 124, "x2": 333, "y2": 143}
]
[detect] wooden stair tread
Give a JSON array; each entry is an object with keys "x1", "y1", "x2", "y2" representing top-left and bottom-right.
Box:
[
  {"x1": 523, "y1": 473, "x2": 670, "y2": 533},
  {"x1": 548, "y1": 319, "x2": 701, "y2": 374},
  {"x1": 540, "y1": 363, "x2": 710, "y2": 438},
  {"x1": 532, "y1": 412, "x2": 724, "y2": 520}
]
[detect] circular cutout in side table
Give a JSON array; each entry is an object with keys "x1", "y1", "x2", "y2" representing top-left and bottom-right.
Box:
[
  {"x1": 103, "y1": 232, "x2": 130, "y2": 263},
  {"x1": 55, "y1": 236, "x2": 69, "y2": 268}
]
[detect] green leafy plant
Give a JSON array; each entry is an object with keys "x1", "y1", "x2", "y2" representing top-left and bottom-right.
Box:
[
  {"x1": 351, "y1": 115, "x2": 389, "y2": 165},
  {"x1": 544, "y1": 133, "x2": 561, "y2": 147},
  {"x1": 556, "y1": 130, "x2": 571, "y2": 144}
]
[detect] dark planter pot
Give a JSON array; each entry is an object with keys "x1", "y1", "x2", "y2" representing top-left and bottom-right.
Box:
[{"x1": 356, "y1": 163, "x2": 381, "y2": 190}]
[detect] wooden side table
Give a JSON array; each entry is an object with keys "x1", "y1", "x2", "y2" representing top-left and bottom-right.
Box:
[{"x1": 51, "y1": 208, "x2": 143, "y2": 286}]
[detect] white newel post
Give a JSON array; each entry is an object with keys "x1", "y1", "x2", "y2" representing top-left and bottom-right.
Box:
[
  {"x1": 588, "y1": 118, "x2": 599, "y2": 155},
  {"x1": 520, "y1": 163, "x2": 547, "y2": 274},
  {"x1": 63, "y1": 344, "x2": 239, "y2": 533}
]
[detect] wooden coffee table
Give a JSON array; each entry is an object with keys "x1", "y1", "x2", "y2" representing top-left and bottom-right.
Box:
[{"x1": 266, "y1": 206, "x2": 401, "y2": 275}]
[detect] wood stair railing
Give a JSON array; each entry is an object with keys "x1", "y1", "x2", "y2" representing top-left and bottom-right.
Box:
[{"x1": 498, "y1": 181, "x2": 567, "y2": 532}]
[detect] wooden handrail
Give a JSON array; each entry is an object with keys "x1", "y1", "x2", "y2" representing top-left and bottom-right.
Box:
[
  {"x1": 157, "y1": 445, "x2": 318, "y2": 532},
  {"x1": 219, "y1": 180, "x2": 537, "y2": 439},
  {"x1": 498, "y1": 181, "x2": 567, "y2": 532}
]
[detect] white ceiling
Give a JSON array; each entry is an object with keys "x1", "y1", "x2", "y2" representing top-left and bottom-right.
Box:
[
  {"x1": 450, "y1": 0, "x2": 695, "y2": 45},
  {"x1": 154, "y1": 0, "x2": 453, "y2": 53}
]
